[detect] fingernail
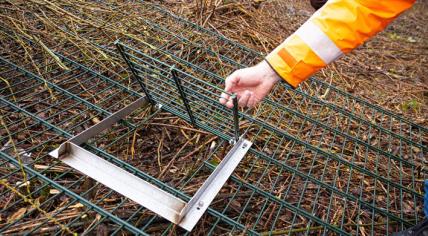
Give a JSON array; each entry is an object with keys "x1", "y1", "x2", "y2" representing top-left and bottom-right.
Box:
[{"x1": 227, "y1": 101, "x2": 233, "y2": 108}]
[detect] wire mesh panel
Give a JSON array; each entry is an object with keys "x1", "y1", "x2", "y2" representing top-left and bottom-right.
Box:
[
  {"x1": 0, "y1": 0, "x2": 426, "y2": 235},
  {"x1": 113, "y1": 41, "x2": 426, "y2": 234},
  {"x1": 0, "y1": 50, "x2": 249, "y2": 235},
  {"x1": 115, "y1": 42, "x2": 239, "y2": 141}
]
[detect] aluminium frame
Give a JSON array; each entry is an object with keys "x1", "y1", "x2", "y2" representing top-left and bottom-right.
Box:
[{"x1": 49, "y1": 95, "x2": 252, "y2": 231}]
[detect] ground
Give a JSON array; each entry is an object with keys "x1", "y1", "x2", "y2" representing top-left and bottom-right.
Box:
[{"x1": 0, "y1": 0, "x2": 426, "y2": 235}]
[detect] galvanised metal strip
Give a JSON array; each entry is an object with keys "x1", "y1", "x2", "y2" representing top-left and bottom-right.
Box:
[
  {"x1": 51, "y1": 141, "x2": 190, "y2": 226},
  {"x1": 179, "y1": 138, "x2": 252, "y2": 231},
  {"x1": 66, "y1": 97, "x2": 149, "y2": 146}
]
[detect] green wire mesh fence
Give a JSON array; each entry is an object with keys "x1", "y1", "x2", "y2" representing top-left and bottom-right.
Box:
[{"x1": 0, "y1": 0, "x2": 426, "y2": 235}]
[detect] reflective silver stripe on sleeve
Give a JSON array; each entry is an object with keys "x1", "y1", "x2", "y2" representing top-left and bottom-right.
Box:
[{"x1": 295, "y1": 20, "x2": 343, "y2": 64}]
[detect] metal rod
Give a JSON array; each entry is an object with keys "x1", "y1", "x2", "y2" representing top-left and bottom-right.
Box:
[
  {"x1": 115, "y1": 40, "x2": 155, "y2": 105},
  {"x1": 178, "y1": 137, "x2": 252, "y2": 231},
  {"x1": 69, "y1": 97, "x2": 148, "y2": 146},
  {"x1": 171, "y1": 66, "x2": 197, "y2": 128},
  {"x1": 50, "y1": 142, "x2": 187, "y2": 225},
  {"x1": 232, "y1": 94, "x2": 239, "y2": 142}
]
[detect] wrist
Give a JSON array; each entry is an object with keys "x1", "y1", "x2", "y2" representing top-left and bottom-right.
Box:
[{"x1": 259, "y1": 60, "x2": 282, "y2": 85}]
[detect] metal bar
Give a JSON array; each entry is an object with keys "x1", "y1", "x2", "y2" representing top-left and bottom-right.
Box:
[
  {"x1": 68, "y1": 97, "x2": 148, "y2": 146},
  {"x1": 232, "y1": 94, "x2": 240, "y2": 142},
  {"x1": 49, "y1": 136, "x2": 252, "y2": 232},
  {"x1": 179, "y1": 137, "x2": 252, "y2": 231},
  {"x1": 49, "y1": 95, "x2": 151, "y2": 176},
  {"x1": 170, "y1": 66, "x2": 197, "y2": 127},
  {"x1": 115, "y1": 40, "x2": 155, "y2": 105},
  {"x1": 50, "y1": 142, "x2": 187, "y2": 224}
]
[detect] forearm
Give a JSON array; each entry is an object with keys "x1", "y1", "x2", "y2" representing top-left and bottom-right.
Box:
[{"x1": 266, "y1": 0, "x2": 415, "y2": 88}]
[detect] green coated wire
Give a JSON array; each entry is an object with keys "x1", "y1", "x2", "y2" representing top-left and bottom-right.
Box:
[{"x1": 0, "y1": 1, "x2": 425, "y2": 235}]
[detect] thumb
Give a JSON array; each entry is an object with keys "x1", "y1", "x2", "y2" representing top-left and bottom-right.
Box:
[{"x1": 225, "y1": 71, "x2": 240, "y2": 92}]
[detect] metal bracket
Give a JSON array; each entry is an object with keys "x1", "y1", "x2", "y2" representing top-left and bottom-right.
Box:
[
  {"x1": 50, "y1": 97, "x2": 149, "y2": 158},
  {"x1": 49, "y1": 96, "x2": 252, "y2": 231},
  {"x1": 178, "y1": 137, "x2": 251, "y2": 230}
]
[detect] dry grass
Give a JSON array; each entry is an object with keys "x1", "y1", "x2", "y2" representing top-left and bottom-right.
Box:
[{"x1": 0, "y1": 0, "x2": 426, "y2": 235}]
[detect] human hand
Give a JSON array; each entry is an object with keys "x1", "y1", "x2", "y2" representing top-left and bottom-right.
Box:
[{"x1": 219, "y1": 60, "x2": 281, "y2": 108}]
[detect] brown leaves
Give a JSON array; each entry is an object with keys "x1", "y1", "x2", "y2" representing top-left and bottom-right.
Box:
[{"x1": 7, "y1": 207, "x2": 27, "y2": 223}]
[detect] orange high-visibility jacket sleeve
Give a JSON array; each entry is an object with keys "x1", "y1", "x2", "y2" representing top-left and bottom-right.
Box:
[{"x1": 265, "y1": 0, "x2": 415, "y2": 88}]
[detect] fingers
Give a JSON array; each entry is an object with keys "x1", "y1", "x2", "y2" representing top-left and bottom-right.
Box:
[
  {"x1": 220, "y1": 71, "x2": 240, "y2": 105},
  {"x1": 221, "y1": 90, "x2": 253, "y2": 108},
  {"x1": 220, "y1": 69, "x2": 258, "y2": 108},
  {"x1": 226, "y1": 99, "x2": 234, "y2": 109},
  {"x1": 219, "y1": 92, "x2": 229, "y2": 105},
  {"x1": 224, "y1": 71, "x2": 240, "y2": 92},
  {"x1": 247, "y1": 96, "x2": 257, "y2": 108},
  {"x1": 238, "y1": 90, "x2": 252, "y2": 107}
]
